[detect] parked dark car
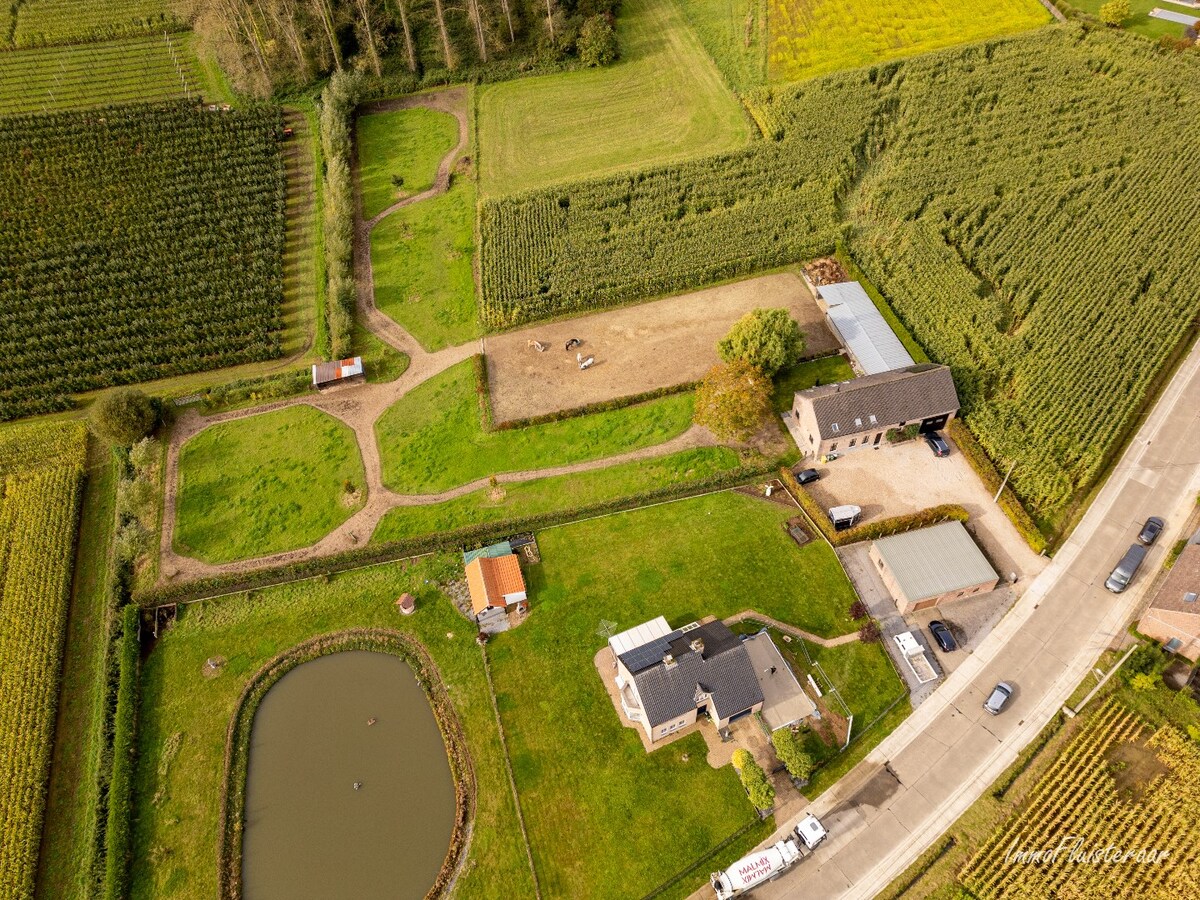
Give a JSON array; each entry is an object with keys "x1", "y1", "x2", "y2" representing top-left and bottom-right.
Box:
[
  {"x1": 1138, "y1": 516, "x2": 1165, "y2": 546},
  {"x1": 1105, "y1": 543, "x2": 1148, "y2": 593},
  {"x1": 794, "y1": 468, "x2": 820, "y2": 485},
  {"x1": 983, "y1": 682, "x2": 1014, "y2": 715},
  {"x1": 928, "y1": 620, "x2": 958, "y2": 653},
  {"x1": 924, "y1": 432, "x2": 950, "y2": 457}
]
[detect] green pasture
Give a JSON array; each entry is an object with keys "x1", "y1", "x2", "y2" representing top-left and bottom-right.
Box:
[
  {"x1": 355, "y1": 107, "x2": 459, "y2": 219},
  {"x1": 477, "y1": 0, "x2": 750, "y2": 195},
  {"x1": 370, "y1": 178, "x2": 480, "y2": 351},
  {"x1": 174, "y1": 406, "x2": 366, "y2": 564},
  {"x1": 371, "y1": 446, "x2": 741, "y2": 542},
  {"x1": 374, "y1": 360, "x2": 696, "y2": 494}
]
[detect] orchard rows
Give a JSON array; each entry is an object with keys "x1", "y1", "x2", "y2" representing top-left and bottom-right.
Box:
[
  {"x1": 962, "y1": 700, "x2": 1200, "y2": 899},
  {"x1": 0, "y1": 423, "x2": 87, "y2": 899},
  {"x1": 0, "y1": 101, "x2": 287, "y2": 418}
]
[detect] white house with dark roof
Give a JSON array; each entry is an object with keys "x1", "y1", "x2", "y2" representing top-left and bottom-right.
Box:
[
  {"x1": 609, "y1": 619, "x2": 764, "y2": 744},
  {"x1": 791, "y1": 363, "x2": 960, "y2": 458}
]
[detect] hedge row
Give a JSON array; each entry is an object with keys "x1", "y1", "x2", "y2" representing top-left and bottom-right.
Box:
[
  {"x1": 319, "y1": 71, "x2": 361, "y2": 359},
  {"x1": 102, "y1": 604, "x2": 140, "y2": 900},
  {"x1": 196, "y1": 369, "x2": 312, "y2": 414},
  {"x1": 136, "y1": 462, "x2": 780, "y2": 607},
  {"x1": 779, "y1": 468, "x2": 969, "y2": 547},
  {"x1": 947, "y1": 420, "x2": 1047, "y2": 554},
  {"x1": 217, "y1": 629, "x2": 475, "y2": 900},
  {"x1": 473, "y1": 353, "x2": 493, "y2": 432}
]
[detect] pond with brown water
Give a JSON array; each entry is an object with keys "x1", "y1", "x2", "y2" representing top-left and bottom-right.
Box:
[{"x1": 242, "y1": 651, "x2": 456, "y2": 899}]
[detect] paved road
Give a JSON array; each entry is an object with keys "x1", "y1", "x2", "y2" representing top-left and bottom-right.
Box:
[{"x1": 749, "y1": 341, "x2": 1200, "y2": 899}]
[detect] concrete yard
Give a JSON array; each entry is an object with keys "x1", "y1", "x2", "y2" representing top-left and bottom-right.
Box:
[
  {"x1": 486, "y1": 272, "x2": 839, "y2": 423},
  {"x1": 801, "y1": 436, "x2": 1047, "y2": 589}
]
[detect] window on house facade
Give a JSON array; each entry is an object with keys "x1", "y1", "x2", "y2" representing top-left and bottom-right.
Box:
[
  {"x1": 830, "y1": 443, "x2": 838, "y2": 451},
  {"x1": 849, "y1": 439, "x2": 856, "y2": 447}
]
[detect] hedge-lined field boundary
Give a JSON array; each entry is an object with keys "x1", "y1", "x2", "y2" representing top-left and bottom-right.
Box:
[
  {"x1": 947, "y1": 420, "x2": 1047, "y2": 555},
  {"x1": 779, "y1": 468, "x2": 969, "y2": 546},
  {"x1": 136, "y1": 462, "x2": 779, "y2": 607},
  {"x1": 216, "y1": 629, "x2": 475, "y2": 900},
  {"x1": 101, "y1": 604, "x2": 141, "y2": 900}
]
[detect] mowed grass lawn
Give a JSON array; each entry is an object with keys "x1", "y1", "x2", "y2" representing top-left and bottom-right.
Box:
[
  {"x1": 767, "y1": 0, "x2": 1051, "y2": 83},
  {"x1": 772, "y1": 354, "x2": 854, "y2": 411},
  {"x1": 355, "y1": 107, "x2": 459, "y2": 219},
  {"x1": 477, "y1": 0, "x2": 750, "y2": 196},
  {"x1": 489, "y1": 490, "x2": 859, "y2": 896},
  {"x1": 175, "y1": 406, "x2": 366, "y2": 564},
  {"x1": 375, "y1": 360, "x2": 696, "y2": 494},
  {"x1": 371, "y1": 446, "x2": 741, "y2": 542},
  {"x1": 371, "y1": 177, "x2": 480, "y2": 350},
  {"x1": 1066, "y1": 0, "x2": 1190, "y2": 39},
  {"x1": 128, "y1": 557, "x2": 535, "y2": 900}
]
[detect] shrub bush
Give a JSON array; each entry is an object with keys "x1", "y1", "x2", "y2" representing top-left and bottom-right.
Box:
[
  {"x1": 90, "y1": 389, "x2": 158, "y2": 447},
  {"x1": 577, "y1": 14, "x2": 618, "y2": 67},
  {"x1": 694, "y1": 361, "x2": 773, "y2": 441},
  {"x1": 732, "y1": 749, "x2": 775, "y2": 811},
  {"x1": 771, "y1": 728, "x2": 815, "y2": 782},
  {"x1": 718, "y1": 308, "x2": 805, "y2": 376}
]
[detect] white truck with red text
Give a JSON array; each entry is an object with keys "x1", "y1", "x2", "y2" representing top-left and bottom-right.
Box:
[{"x1": 711, "y1": 814, "x2": 827, "y2": 898}]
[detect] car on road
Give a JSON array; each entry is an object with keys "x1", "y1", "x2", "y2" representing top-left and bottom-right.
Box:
[
  {"x1": 983, "y1": 681, "x2": 1013, "y2": 715},
  {"x1": 1138, "y1": 516, "x2": 1165, "y2": 546},
  {"x1": 794, "y1": 467, "x2": 820, "y2": 485},
  {"x1": 928, "y1": 620, "x2": 957, "y2": 653},
  {"x1": 1105, "y1": 543, "x2": 1148, "y2": 593},
  {"x1": 924, "y1": 432, "x2": 950, "y2": 457}
]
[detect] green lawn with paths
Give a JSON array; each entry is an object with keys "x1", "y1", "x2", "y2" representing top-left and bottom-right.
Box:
[
  {"x1": 175, "y1": 406, "x2": 366, "y2": 564},
  {"x1": 772, "y1": 354, "x2": 855, "y2": 411},
  {"x1": 1063, "y1": 0, "x2": 1190, "y2": 39},
  {"x1": 355, "y1": 107, "x2": 459, "y2": 220},
  {"x1": 127, "y1": 556, "x2": 534, "y2": 900},
  {"x1": 488, "y1": 490, "x2": 858, "y2": 896},
  {"x1": 370, "y1": 177, "x2": 480, "y2": 351},
  {"x1": 375, "y1": 360, "x2": 696, "y2": 494},
  {"x1": 371, "y1": 446, "x2": 741, "y2": 542},
  {"x1": 476, "y1": 0, "x2": 750, "y2": 196}
]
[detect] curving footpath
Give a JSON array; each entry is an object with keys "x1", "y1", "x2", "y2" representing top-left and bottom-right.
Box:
[
  {"x1": 720, "y1": 339, "x2": 1200, "y2": 899},
  {"x1": 158, "y1": 87, "x2": 717, "y2": 584}
]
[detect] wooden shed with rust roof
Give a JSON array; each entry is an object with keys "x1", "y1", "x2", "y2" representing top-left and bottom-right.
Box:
[{"x1": 465, "y1": 553, "x2": 527, "y2": 619}]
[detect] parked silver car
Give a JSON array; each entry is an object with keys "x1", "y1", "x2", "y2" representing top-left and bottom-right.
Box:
[{"x1": 983, "y1": 682, "x2": 1014, "y2": 715}]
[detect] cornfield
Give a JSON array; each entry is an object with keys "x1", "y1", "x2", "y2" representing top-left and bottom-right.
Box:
[
  {"x1": 481, "y1": 26, "x2": 1200, "y2": 517},
  {"x1": 0, "y1": 100, "x2": 287, "y2": 419},
  {"x1": 961, "y1": 700, "x2": 1200, "y2": 899},
  {"x1": 0, "y1": 422, "x2": 87, "y2": 899}
]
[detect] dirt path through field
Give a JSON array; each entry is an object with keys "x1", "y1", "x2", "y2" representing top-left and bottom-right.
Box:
[{"x1": 158, "y1": 87, "x2": 731, "y2": 585}]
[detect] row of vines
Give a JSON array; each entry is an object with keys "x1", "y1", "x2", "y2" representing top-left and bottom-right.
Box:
[
  {"x1": 0, "y1": 421, "x2": 88, "y2": 898},
  {"x1": 0, "y1": 100, "x2": 287, "y2": 419},
  {"x1": 480, "y1": 25, "x2": 1200, "y2": 518},
  {"x1": 2, "y1": 0, "x2": 182, "y2": 51},
  {"x1": 961, "y1": 699, "x2": 1200, "y2": 898}
]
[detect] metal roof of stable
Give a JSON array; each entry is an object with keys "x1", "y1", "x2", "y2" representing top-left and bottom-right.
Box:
[
  {"x1": 873, "y1": 521, "x2": 998, "y2": 603},
  {"x1": 312, "y1": 356, "x2": 364, "y2": 386},
  {"x1": 818, "y1": 282, "x2": 915, "y2": 375}
]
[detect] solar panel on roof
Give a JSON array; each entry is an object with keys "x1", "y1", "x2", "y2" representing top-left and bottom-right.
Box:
[{"x1": 619, "y1": 629, "x2": 684, "y2": 673}]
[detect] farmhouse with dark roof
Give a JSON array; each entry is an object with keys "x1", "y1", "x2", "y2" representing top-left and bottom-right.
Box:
[{"x1": 608, "y1": 617, "x2": 764, "y2": 744}]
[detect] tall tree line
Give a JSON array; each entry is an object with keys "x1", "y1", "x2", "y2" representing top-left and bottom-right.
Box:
[{"x1": 189, "y1": 0, "x2": 617, "y2": 94}]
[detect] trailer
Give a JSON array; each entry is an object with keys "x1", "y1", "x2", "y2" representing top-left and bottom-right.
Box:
[
  {"x1": 711, "y1": 815, "x2": 827, "y2": 898},
  {"x1": 894, "y1": 631, "x2": 938, "y2": 684},
  {"x1": 827, "y1": 504, "x2": 862, "y2": 532}
]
